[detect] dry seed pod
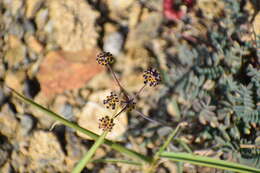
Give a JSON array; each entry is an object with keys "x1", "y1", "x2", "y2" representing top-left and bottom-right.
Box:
[
  {"x1": 96, "y1": 52, "x2": 114, "y2": 65},
  {"x1": 143, "y1": 68, "x2": 161, "y2": 87},
  {"x1": 98, "y1": 116, "x2": 115, "y2": 132}
]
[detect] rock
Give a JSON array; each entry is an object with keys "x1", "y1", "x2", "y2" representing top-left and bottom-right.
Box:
[
  {"x1": 26, "y1": 35, "x2": 43, "y2": 53},
  {"x1": 3, "y1": 0, "x2": 24, "y2": 16},
  {"x1": 157, "y1": 126, "x2": 172, "y2": 137},
  {"x1": 0, "y1": 104, "x2": 19, "y2": 138},
  {"x1": 253, "y1": 13, "x2": 260, "y2": 35},
  {"x1": 10, "y1": 150, "x2": 29, "y2": 172},
  {"x1": 18, "y1": 114, "x2": 36, "y2": 137},
  {"x1": 8, "y1": 22, "x2": 24, "y2": 38},
  {"x1": 48, "y1": 0, "x2": 99, "y2": 51},
  {"x1": 35, "y1": 8, "x2": 48, "y2": 29},
  {"x1": 60, "y1": 103, "x2": 73, "y2": 120},
  {"x1": 37, "y1": 49, "x2": 104, "y2": 98},
  {"x1": 37, "y1": 49, "x2": 103, "y2": 98},
  {"x1": 52, "y1": 94, "x2": 74, "y2": 120},
  {"x1": 0, "y1": 162, "x2": 14, "y2": 173},
  {"x1": 28, "y1": 105, "x2": 55, "y2": 129},
  {"x1": 65, "y1": 130, "x2": 86, "y2": 171},
  {"x1": 4, "y1": 35, "x2": 26, "y2": 68},
  {"x1": 86, "y1": 71, "x2": 117, "y2": 91},
  {"x1": 126, "y1": 13, "x2": 162, "y2": 50},
  {"x1": 0, "y1": 135, "x2": 12, "y2": 167},
  {"x1": 125, "y1": 12, "x2": 162, "y2": 60},
  {"x1": 26, "y1": 131, "x2": 66, "y2": 172},
  {"x1": 0, "y1": 60, "x2": 5, "y2": 78},
  {"x1": 22, "y1": 19, "x2": 36, "y2": 34},
  {"x1": 76, "y1": 90, "x2": 128, "y2": 141},
  {"x1": 26, "y1": 0, "x2": 44, "y2": 18},
  {"x1": 5, "y1": 70, "x2": 26, "y2": 93},
  {"x1": 197, "y1": 0, "x2": 225, "y2": 19},
  {"x1": 103, "y1": 32, "x2": 124, "y2": 56},
  {"x1": 107, "y1": 0, "x2": 135, "y2": 19}
]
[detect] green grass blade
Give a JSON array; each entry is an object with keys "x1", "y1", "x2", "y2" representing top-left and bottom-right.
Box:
[
  {"x1": 174, "y1": 139, "x2": 192, "y2": 153},
  {"x1": 156, "y1": 124, "x2": 181, "y2": 157},
  {"x1": 160, "y1": 152, "x2": 260, "y2": 173},
  {"x1": 72, "y1": 131, "x2": 108, "y2": 173},
  {"x1": 92, "y1": 158, "x2": 142, "y2": 166},
  {"x1": 177, "y1": 162, "x2": 183, "y2": 173},
  {"x1": 8, "y1": 87, "x2": 152, "y2": 163},
  {"x1": 145, "y1": 123, "x2": 183, "y2": 173}
]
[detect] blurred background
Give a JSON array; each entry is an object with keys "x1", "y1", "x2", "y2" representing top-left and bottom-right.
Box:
[{"x1": 0, "y1": 0, "x2": 259, "y2": 172}]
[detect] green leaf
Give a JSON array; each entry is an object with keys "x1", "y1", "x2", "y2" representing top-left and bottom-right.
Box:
[
  {"x1": 160, "y1": 152, "x2": 260, "y2": 173},
  {"x1": 72, "y1": 131, "x2": 108, "y2": 173}
]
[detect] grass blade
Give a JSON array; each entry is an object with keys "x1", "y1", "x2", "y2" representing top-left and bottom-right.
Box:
[
  {"x1": 8, "y1": 87, "x2": 152, "y2": 163},
  {"x1": 72, "y1": 131, "x2": 108, "y2": 173},
  {"x1": 92, "y1": 158, "x2": 142, "y2": 166},
  {"x1": 160, "y1": 152, "x2": 260, "y2": 173},
  {"x1": 145, "y1": 123, "x2": 183, "y2": 173}
]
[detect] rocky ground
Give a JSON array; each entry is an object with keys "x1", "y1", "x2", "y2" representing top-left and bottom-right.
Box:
[{"x1": 0, "y1": 0, "x2": 259, "y2": 172}]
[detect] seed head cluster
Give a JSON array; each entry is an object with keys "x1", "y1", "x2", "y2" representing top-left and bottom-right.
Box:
[
  {"x1": 98, "y1": 116, "x2": 115, "y2": 132},
  {"x1": 143, "y1": 68, "x2": 161, "y2": 87},
  {"x1": 96, "y1": 52, "x2": 114, "y2": 65},
  {"x1": 96, "y1": 52, "x2": 161, "y2": 132},
  {"x1": 103, "y1": 92, "x2": 119, "y2": 110}
]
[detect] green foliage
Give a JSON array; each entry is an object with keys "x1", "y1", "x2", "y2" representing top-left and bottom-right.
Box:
[{"x1": 160, "y1": 0, "x2": 260, "y2": 169}]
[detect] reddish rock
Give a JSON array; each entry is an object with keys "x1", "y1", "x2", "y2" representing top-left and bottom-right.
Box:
[{"x1": 37, "y1": 49, "x2": 103, "y2": 98}]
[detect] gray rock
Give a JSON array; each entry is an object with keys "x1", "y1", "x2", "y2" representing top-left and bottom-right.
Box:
[
  {"x1": 103, "y1": 32, "x2": 124, "y2": 56},
  {"x1": 20, "y1": 114, "x2": 35, "y2": 135},
  {"x1": 8, "y1": 22, "x2": 24, "y2": 38},
  {"x1": 60, "y1": 103, "x2": 74, "y2": 120},
  {"x1": 0, "y1": 88, "x2": 6, "y2": 106},
  {"x1": 157, "y1": 126, "x2": 172, "y2": 137},
  {"x1": 22, "y1": 19, "x2": 36, "y2": 34},
  {"x1": 0, "y1": 135, "x2": 12, "y2": 167}
]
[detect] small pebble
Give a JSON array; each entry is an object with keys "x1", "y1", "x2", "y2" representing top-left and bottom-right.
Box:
[
  {"x1": 157, "y1": 126, "x2": 172, "y2": 137},
  {"x1": 103, "y1": 32, "x2": 124, "y2": 56},
  {"x1": 0, "y1": 135, "x2": 12, "y2": 167},
  {"x1": 35, "y1": 8, "x2": 48, "y2": 29},
  {"x1": 20, "y1": 114, "x2": 35, "y2": 135},
  {"x1": 60, "y1": 103, "x2": 74, "y2": 120},
  {"x1": 8, "y1": 22, "x2": 24, "y2": 38},
  {"x1": 22, "y1": 19, "x2": 35, "y2": 34}
]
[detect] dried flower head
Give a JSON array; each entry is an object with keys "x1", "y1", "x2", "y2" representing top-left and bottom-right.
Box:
[
  {"x1": 143, "y1": 68, "x2": 161, "y2": 86},
  {"x1": 96, "y1": 52, "x2": 114, "y2": 65},
  {"x1": 98, "y1": 116, "x2": 115, "y2": 132},
  {"x1": 103, "y1": 92, "x2": 119, "y2": 110}
]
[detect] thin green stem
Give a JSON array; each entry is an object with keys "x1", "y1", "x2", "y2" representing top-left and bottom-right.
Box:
[
  {"x1": 156, "y1": 124, "x2": 181, "y2": 157},
  {"x1": 72, "y1": 131, "x2": 108, "y2": 173},
  {"x1": 145, "y1": 123, "x2": 182, "y2": 173}
]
